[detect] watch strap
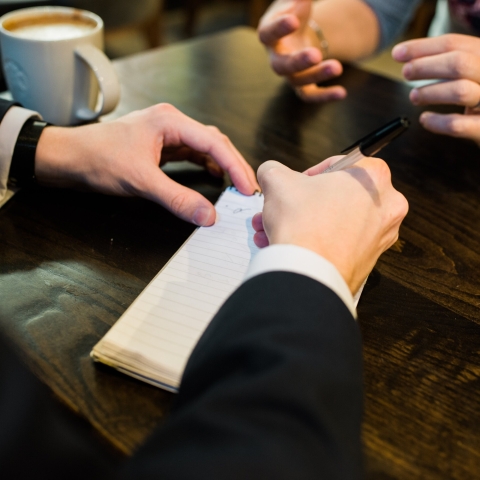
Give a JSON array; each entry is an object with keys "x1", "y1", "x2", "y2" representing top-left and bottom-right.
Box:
[{"x1": 9, "y1": 119, "x2": 49, "y2": 187}]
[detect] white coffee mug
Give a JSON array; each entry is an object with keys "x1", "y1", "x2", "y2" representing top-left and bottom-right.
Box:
[{"x1": 0, "y1": 6, "x2": 120, "y2": 125}]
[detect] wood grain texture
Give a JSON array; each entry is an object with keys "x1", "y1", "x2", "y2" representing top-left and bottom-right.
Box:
[
  {"x1": 359, "y1": 272, "x2": 480, "y2": 479},
  {"x1": 1, "y1": 27, "x2": 479, "y2": 477}
]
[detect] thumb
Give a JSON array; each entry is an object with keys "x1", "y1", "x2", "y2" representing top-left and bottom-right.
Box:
[
  {"x1": 257, "y1": 160, "x2": 295, "y2": 195},
  {"x1": 139, "y1": 167, "x2": 216, "y2": 226}
]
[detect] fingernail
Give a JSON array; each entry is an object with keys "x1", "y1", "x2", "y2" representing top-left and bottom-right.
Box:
[
  {"x1": 419, "y1": 112, "x2": 430, "y2": 125},
  {"x1": 403, "y1": 63, "x2": 412, "y2": 79},
  {"x1": 392, "y1": 45, "x2": 407, "y2": 61},
  {"x1": 410, "y1": 88, "x2": 419, "y2": 104},
  {"x1": 193, "y1": 206, "x2": 214, "y2": 226}
]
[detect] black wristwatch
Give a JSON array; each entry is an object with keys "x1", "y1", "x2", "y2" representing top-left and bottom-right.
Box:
[{"x1": 9, "y1": 118, "x2": 49, "y2": 187}]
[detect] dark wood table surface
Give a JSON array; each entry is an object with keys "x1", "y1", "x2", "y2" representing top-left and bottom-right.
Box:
[{"x1": 1, "y1": 27, "x2": 480, "y2": 479}]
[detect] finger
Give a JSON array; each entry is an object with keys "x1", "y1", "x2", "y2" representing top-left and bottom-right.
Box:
[
  {"x1": 204, "y1": 157, "x2": 225, "y2": 177},
  {"x1": 139, "y1": 166, "x2": 216, "y2": 226},
  {"x1": 257, "y1": 160, "x2": 293, "y2": 194},
  {"x1": 162, "y1": 146, "x2": 225, "y2": 178},
  {"x1": 288, "y1": 59, "x2": 343, "y2": 86},
  {"x1": 294, "y1": 83, "x2": 347, "y2": 103},
  {"x1": 254, "y1": 231, "x2": 270, "y2": 248},
  {"x1": 303, "y1": 155, "x2": 345, "y2": 175},
  {"x1": 410, "y1": 79, "x2": 480, "y2": 107},
  {"x1": 204, "y1": 126, "x2": 259, "y2": 193},
  {"x1": 226, "y1": 159, "x2": 259, "y2": 195},
  {"x1": 160, "y1": 145, "x2": 190, "y2": 164},
  {"x1": 305, "y1": 155, "x2": 391, "y2": 178},
  {"x1": 420, "y1": 111, "x2": 480, "y2": 143},
  {"x1": 252, "y1": 212, "x2": 264, "y2": 232},
  {"x1": 171, "y1": 115, "x2": 259, "y2": 194},
  {"x1": 402, "y1": 51, "x2": 480, "y2": 83},
  {"x1": 258, "y1": 14, "x2": 300, "y2": 47},
  {"x1": 270, "y1": 47, "x2": 322, "y2": 76},
  {"x1": 186, "y1": 150, "x2": 225, "y2": 177},
  {"x1": 258, "y1": 13, "x2": 299, "y2": 46},
  {"x1": 188, "y1": 144, "x2": 249, "y2": 182},
  {"x1": 392, "y1": 34, "x2": 480, "y2": 62}
]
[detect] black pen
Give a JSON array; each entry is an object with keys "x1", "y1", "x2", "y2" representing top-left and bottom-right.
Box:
[{"x1": 323, "y1": 116, "x2": 410, "y2": 174}]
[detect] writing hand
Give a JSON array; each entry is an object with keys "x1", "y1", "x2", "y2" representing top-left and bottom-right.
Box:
[
  {"x1": 258, "y1": 0, "x2": 345, "y2": 102},
  {"x1": 252, "y1": 157, "x2": 408, "y2": 294},
  {"x1": 393, "y1": 34, "x2": 480, "y2": 145},
  {"x1": 35, "y1": 103, "x2": 259, "y2": 226},
  {"x1": 252, "y1": 155, "x2": 343, "y2": 246}
]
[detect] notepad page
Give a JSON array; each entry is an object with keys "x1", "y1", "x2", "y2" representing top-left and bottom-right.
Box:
[{"x1": 92, "y1": 187, "x2": 264, "y2": 390}]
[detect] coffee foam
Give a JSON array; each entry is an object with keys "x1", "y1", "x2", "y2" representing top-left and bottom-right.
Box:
[{"x1": 4, "y1": 14, "x2": 96, "y2": 41}]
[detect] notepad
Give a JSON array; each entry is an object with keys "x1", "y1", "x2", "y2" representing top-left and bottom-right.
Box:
[
  {"x1": 91, "y1": 187, "x2": 264, "y2": 391},
  {"x1": 91, "y1": 187, "x2": 365, "y2": 392}
]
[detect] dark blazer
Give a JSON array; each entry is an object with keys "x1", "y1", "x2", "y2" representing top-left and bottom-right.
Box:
[{"x1": 0, "y1": 272, "x2": 364, "y2": 479}]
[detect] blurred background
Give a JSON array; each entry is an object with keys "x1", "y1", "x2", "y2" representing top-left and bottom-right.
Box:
[{"x1": 0, "y1": 0, "x2": 439, "y2": 84}]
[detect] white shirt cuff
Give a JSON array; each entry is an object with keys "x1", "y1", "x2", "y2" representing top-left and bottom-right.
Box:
[
  {"x1": 244, "y1": 244, "x2": 357, "y2": 318},
  {"x1": 0, "y1": 106, "x2": 42, "y2": 207}
]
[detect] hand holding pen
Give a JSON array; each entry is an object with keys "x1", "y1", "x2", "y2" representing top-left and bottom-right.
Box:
[
  {"x1": 253, "y1": 117, "x2": 410, "y2": 263},
  {"x1": 251, "y1": 153, "x2": 409, "y2": 295}
]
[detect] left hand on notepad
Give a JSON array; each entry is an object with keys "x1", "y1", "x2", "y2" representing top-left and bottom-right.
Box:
[
  {"x1": 35, "y1": 103, "x2": 259, "y2": 226},
  {"x1": 252, "y1": 157, "x2": 408, "y2": 293}
]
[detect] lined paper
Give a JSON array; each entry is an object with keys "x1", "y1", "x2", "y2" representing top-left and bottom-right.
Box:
[{"x1": 92, "y1": 187, "x2": 264, "y2": 391}]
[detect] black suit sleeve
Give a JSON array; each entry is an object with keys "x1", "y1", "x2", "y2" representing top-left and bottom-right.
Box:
[{"x1": 126, "y1": 272, "x2": 364, "y2": 480}]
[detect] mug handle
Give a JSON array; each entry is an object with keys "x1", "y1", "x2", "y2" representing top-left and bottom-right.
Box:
[{"x1": 74, "y1": 44, "x2": 120, "y2": 122}]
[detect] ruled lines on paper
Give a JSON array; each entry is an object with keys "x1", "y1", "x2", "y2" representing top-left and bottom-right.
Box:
[{"x1": 92, "y1": 188, "x2": 264, "y2": 387}]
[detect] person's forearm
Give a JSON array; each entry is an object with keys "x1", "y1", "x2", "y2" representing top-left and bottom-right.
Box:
[
  {"x1": 312, "y1": 0, "x2": 380, "y2": 61},
  {"x1": 35, "y1": 126, "x2": 82, "y2": 189}
]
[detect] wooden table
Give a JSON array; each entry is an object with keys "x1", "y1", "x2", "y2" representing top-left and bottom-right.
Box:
[{"x1": 1, "y1": 27, "x2": 479, "y2": 479}]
